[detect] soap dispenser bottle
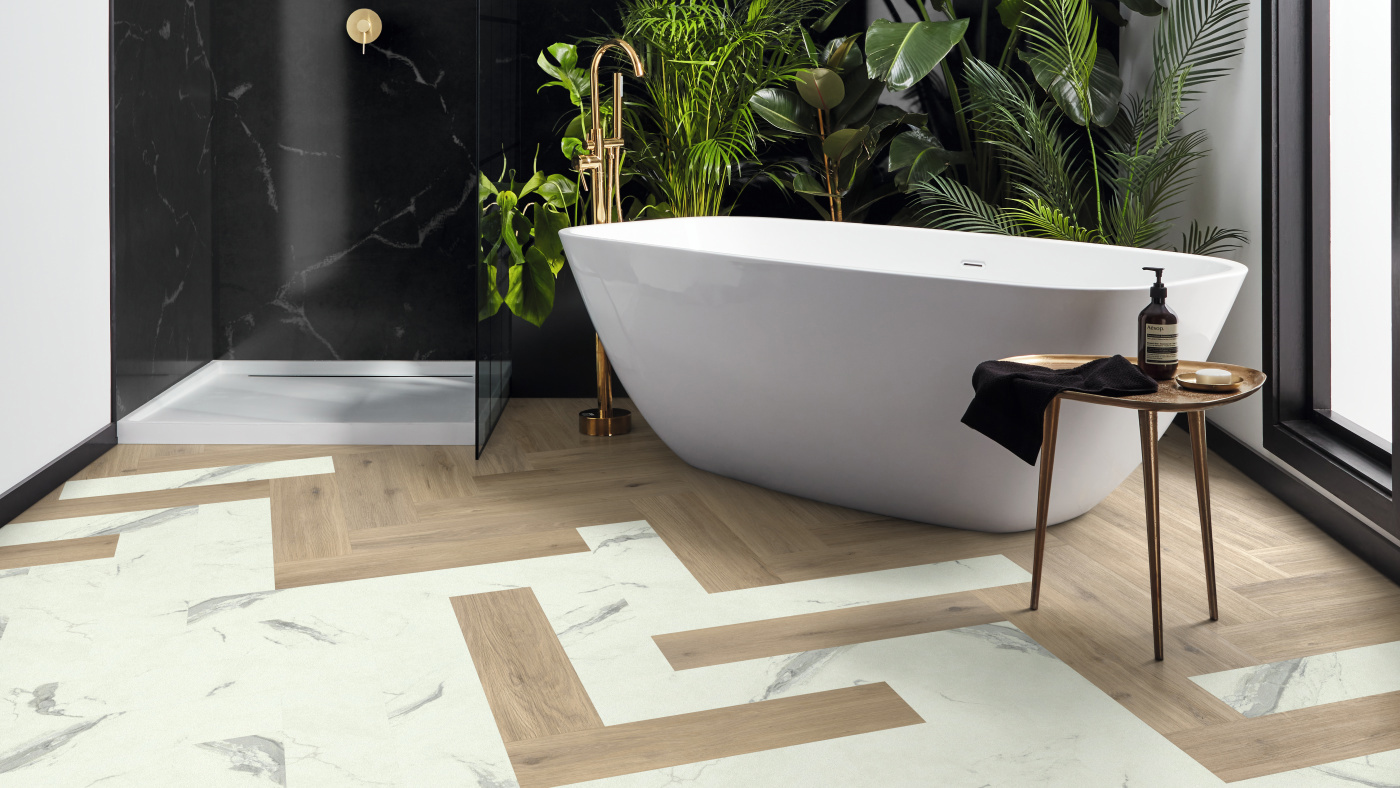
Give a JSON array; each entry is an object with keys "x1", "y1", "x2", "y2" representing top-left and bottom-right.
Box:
[{"x1": 1137, "y1": 267, "x2": 1178, "y2": 380}]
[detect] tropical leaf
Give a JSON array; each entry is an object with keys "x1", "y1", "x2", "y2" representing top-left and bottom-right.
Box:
[
  {"x1": 795, "y1": 68, "x2": 846, "y2": 110},
  {"x1": 506, "y1": 246, "x2": 557, "y2": 328},
  {"x1": 538, "y1": 174, "x2": 578, "y2": 210},
  {"x1": 1022, "y1": 47, "x2": 1123, "y2": 127},
  {"x1": 1004, "y1": 198, "x2": 1101, "y2": 242},
  {"x1": 1152, "y1": 0, "x2": 1249, "y2": 96},
  {"x1": 911, "y1": 176, "x2": 1023, "y2": 235},
  {"x1": 537, "y1": 44, "x2": 589, "y2": 106},
  {"x1": 1174, "y1": 221, "x2": 1247, "y2": 257},
  {"x1": 997, "y1": 0, "x2": 1029, "y2": 29},
  {"x1": 865, "y1": 18, "x2": 970, "y2": 92},
  {"x1": 822, "y1": 36, "x2": 864, "y2": 71},
  {"x1": 791, "y1": 170, "x2": 828, "y2": 195},
  {"x1": 750, "y1": 87, "x2": 817, "y2": 134},
  {"x1": 1020, "y1": 0, "x2": 1099, "y2": 129},
  {"x1": 811, "y1": 0, "x2": 855, "y2": 33},
  {"x1": 530, "y1": 205, "x2": 570, "y2": 276},
  {"x1": 822, "y1": 126, "x2": 868, "y2": 161},
  {"x1": 889, "y1": 128, "x2": 953, "y2": 188}
]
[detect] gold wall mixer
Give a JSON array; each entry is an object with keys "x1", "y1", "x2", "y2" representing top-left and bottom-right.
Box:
[{"x1": 577, "y1": 39, "x2": 644, "y2": 437}]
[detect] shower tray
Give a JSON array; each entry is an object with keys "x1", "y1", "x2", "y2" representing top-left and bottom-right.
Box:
[{"x1": 117, "y1": 361, "x2": 476, "y2": 445}]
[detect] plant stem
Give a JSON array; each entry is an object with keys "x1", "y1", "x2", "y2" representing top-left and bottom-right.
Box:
[
  {"x1": 978, "y1": 0, "x2": 988, "y2": 62},
  {"x1": 1086, "y1": 124, "x2": 1104, "y2": 236},
  {"x1": 996, "y1": 28, "x2": 1020, "y2": 71},
  {"x1": 941, "y1": 59, "x2": 976, "y2": 186},
  {"x1": 817, "y1": 108, "x2": 839, "y2": 221}
]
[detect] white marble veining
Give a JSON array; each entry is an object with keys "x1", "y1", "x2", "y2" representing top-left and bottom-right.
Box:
[
  {"x1": 0, "y1": 506, "x2": 199, "y2": 547},
  {"x1": 58, "y1": 457, "x2": 335, "y2": 500},
  {"x1": 1191, "y1": 640, "x2": 1400, "y2": 717},
  {"x1": 0, "y1": 502, "x2": 1394, "y2": 786}
]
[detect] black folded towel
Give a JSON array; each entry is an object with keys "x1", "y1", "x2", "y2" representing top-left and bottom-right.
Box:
[{"x1": 961, "y1": 355, "x2": 1160, "y2": 465}]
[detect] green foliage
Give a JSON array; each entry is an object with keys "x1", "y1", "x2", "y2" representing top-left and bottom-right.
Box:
[
  {"x1": 865, "y1": 18, "x2": 970, "y2": 92},
  {"x1": 910, "y1": 0, "x2": 1249, "y2": 257},
  {"x1": 479, "y1": 156, "x2": 579, "y2": 327},
  {"x1": 614, "y1": 0, "x2": 831, "y2": 217}
]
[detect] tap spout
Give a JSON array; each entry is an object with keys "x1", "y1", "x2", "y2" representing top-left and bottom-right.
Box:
[{"x1": 587, "y1": 39, "x2": 645, "y2": 154}]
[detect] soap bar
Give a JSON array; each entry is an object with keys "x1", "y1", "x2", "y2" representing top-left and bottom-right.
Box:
[{"x1": 1196, "y1": 368, "x2": 1232, "y2": 385}]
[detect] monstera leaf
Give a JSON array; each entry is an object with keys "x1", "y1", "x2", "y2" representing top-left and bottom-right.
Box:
[
  {"x1": 1023, "y1": 48, "x2": 1123, "y2": 127},
  {"x1": 866, "y1": 18, "x2": 969, "y2": 92},
  {"x1": 538, "y1": 174, "x2": 577, "y2": 210},
  {"x1": 750, "y1": 88, "x2": 817, "y2": 134},
  {"x1": 537, "y1": 43, "x2": 589, "y2": 106},
  {"x1": 506, "y1": 246, "x2": 557, "y2": 328}
]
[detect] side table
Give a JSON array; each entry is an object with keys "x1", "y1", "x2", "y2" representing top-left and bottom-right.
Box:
[{"x1": 1004, "y1": 355, "x2": 1267, "y2": 660}]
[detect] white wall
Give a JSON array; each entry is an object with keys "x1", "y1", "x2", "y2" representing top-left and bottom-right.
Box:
[{"x1": 0, "y1": 2, "x2": 112, "y2": 494}]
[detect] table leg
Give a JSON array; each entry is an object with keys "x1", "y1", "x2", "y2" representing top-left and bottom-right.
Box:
[
  {"x1": 1138, "y1": 410, "x2": 1165, "y2": 661},
  {"x1": 1188, "y1": 411, "x2": 1220, "y2": 621},
  {"x1": 1030, "y1": 397, "x2": 1061, "y2": 611}
]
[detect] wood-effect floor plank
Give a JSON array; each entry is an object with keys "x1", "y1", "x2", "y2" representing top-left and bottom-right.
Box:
[
  {"x1": 452, "y1": 587, "x2": 603, "y2": 742},
  {"x1": 1167, "y1": 691, "x2": 1400, "y2": 782},
  {"x1": 10, "y1": 480, "x2": 273, "y2": 523},
  {"x1": 332, "y1": 450, "x2": 419, "y2": 531},
  {"x1": 0, "y1": 535, "x2": 120, "y2": 570},
  {"x1": 275, "y1": 528, "x2": 590, "y2": 589},
  {"x1": 631, "y1": 493, "x2": 782, "y2": 593},
  {"x1": 505, "y1": 683, "x2": 924, "y2": 788},
  {"x1": 654, "y1": 591, "x2": 1004, "y2": 670},
  {"x1": 270, "y1": 474, "x2": 351, "y2": 563}
]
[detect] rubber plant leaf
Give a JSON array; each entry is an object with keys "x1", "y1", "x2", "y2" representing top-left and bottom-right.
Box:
[
  {"x1": 539, "y1": 174, "x2": 578, "y2": 209},
  {"x1": 1119, "y1": 0, "x2": 1165, "y2": 16},
  {"x1": 822, "y1": 126, "x2": 868, "y2": 162},
  {"x1": 795, "y1": 68, "x2": 846, "y2": 110},
  {"x1": 834, "y1": 79, "x2": 884, "y2": 129},
  {"x1": 506, "y1": 246, "x2": 557, "y2": 327},
  {"x1": 1090, "y1": 0, "x2": 1129, "y2": 27},
  {"x1": 1022, "y1": 48, "x2": 1122, "y2": 127},
  {"x1": 865, "y1": 18, "x2": 969, "y2": 92},
  {"x1": 888, "y1": 128, "x2": 953, "y2": 189},
  {"x1": 867, "y1": 105, "x2": 927, "y2": 139},
  {"x1": 749, "y1": 88, "x2": 817, "y2": 135},
  {"x1": 996, "y1": 0, "x2": 1027, "y2": 29}
]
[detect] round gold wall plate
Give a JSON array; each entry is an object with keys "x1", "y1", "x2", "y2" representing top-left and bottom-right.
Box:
[
  {"x1": 1175, "y1": 372, "x2": 1244, "y2": 393},
  {"x1": 346, "y1": 9, "x2": 383, "y2": 46}
]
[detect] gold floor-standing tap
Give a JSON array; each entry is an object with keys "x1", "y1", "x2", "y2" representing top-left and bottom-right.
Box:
[{"x1": 577, "y1": 39, "x2": 643, "y2": 437}]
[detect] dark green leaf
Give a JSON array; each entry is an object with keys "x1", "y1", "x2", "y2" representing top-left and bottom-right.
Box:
[
  {"x1": 997, "y1": 0, "x2": 1028, "y2": 29},
  {"x1": 516, "y1": 170, "x2": 546, "y2": 198},
  {"x1": 822, "y1": 36, "x2": 863, "y2": 71},
  {"x1": 866, "y1": 18, "x2": 969, "y2": 92},
  {"x1": 749, "y1": 88, "x2": 817, "y2": 134},
  {"x1": 792, "y1": 171, "x2": 828, "y2": 195},
  {"x1": 867, "y1": 105, "x2": 926, "y2": 139},
  {"x1": 531, "y1": 205, "x2": 570, "y2": 276},
  {"x1": 1023, "y1": 48, "x2": 1123, "y2": 127},
  {"x1": 539, "y1": 174, "x2": 577, "y2": 209},
  {"x1": 1120, "y1": 0, "x2": 1165, "y2": 16},
  {"x1": 823, "y1": 126, "x2": 868, "y2": 161},
  {"x1": 888, "y1": 128, "x2": 953, "y2": 188},
  {"x1": 1090, "y1": 0, "x2": 1129, "y2": 26},
  {"x1": 795, "y1": 68, "x2": 846, "y2": 110},
  {"x1": 506, "y1": 247, "x2": 557, "y2": 328},
  {"x1": 833, "y1": 81, "x2": 884, "y2": 129}
]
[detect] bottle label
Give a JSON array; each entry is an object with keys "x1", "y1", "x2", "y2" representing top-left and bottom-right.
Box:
[{"x1": 1145, "y1": 323, "x2": 1178, "y2": 365}]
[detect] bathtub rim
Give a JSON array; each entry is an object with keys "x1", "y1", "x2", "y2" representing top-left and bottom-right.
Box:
[{"x1": 560, "y1": 216, "x2": 1248, "y2": 293}]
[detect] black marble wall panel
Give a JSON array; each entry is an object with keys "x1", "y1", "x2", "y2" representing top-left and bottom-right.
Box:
[
  {"x1": 112, "y1": 1, "x2": 215, "y2": 418},
  {"x1": 211, "y1": 2, "x2": 478, "y2": 360}
]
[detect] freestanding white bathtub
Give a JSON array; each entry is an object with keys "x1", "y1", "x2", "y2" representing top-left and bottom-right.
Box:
[{"x1": 560, "y1": 217, "x2": 1246, "y2": 532}]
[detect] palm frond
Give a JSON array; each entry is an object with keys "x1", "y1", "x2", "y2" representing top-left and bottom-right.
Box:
[
  {"x1": 1020, "y1": 0, "x2": 1099, "y2": 122},
  {"x1": 962, "y1": 58, "x2": 1088, "y2": 221},
  {"x1": 1173, "y1": 221, "x2": 1247, "y2": 257},
  {"x1": 1153, "y1": 0, "x2": 1249, "y2": 96},
  {"x1": 1004, "y1": 198, "x2": 1101, "y2": 243},
  {"x1": 910, "y1": 176, "x2": 1023, "y2": 235}
]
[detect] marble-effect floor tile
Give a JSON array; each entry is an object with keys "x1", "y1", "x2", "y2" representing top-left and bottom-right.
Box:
[
  {"x1": 0, "y1": 499, "x2": 1391, "y2": 787},
  {"x1": 1190, "y1": 640, "x2": 1400, "y2": 717}
]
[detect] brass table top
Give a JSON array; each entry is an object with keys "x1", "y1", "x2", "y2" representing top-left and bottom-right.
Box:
[{"x1": 1001, "y1": 355, "x2": 1266, "y2": 412}]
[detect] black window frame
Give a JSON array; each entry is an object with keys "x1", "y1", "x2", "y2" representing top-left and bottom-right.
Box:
[{"x1": 1263, "y1": 0, "x2": 1400, "y2": 537}]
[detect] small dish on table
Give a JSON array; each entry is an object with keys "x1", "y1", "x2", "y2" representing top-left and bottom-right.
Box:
[{"x1": 1175, "y1": 371, "x2": 1245, "y2": 393}]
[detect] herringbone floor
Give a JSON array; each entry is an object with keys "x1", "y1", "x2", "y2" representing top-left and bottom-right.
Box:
[{"x1": 10, "y1": 397, "x2": 1400, "y2": 783}]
